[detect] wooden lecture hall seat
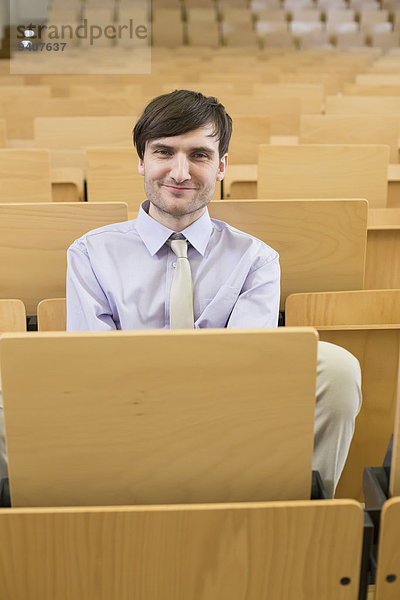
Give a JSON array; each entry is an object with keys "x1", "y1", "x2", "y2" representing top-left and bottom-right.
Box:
[
  {"x1": 257, "y1": 144, "x2": 389, "y2": 208},
  {"x1": 0, "y1": 202, "x2": 128, "y2": 315},
  {"x1": 209, "y1": 199, "x2": 368, "y2": 309},
  {"x1": 0, "y1": 328, "x2": 318, "y2": 507},
  {"x1": 285, "y1": 289, "x2": 400, "y2": 500},
  {"x1": 37, "y1": 298, "x2": 66, "y2": 332},
  {"x1": 0, "y1": 149, "x2": 52, "y2": 203},
  {"x1": 34, "y1": 116, "x2": 137, "y2": 170},
  {"x1": 0, "y1": 500, "x2": 364, "y2": 600},
  {"x1": 0, "y1": 299, "x2": 26, "y2": 333},
  {"x1": 375, "y1": 497, "x2": 400, "y2": 600},
  {"x1": 366, "y1": 208, "x2": 400, "y2": 290},
  {"x1": 299, "y1": 114, "x2": 400, "y2": 164}
]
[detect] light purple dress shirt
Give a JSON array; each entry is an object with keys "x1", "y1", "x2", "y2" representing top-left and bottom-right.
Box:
[{"x1": 66, "y1": 200, "x2": 280, "y2": 331}]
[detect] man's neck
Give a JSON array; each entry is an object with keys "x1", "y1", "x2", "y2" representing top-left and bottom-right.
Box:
[{"x1": 148, "y1": 203, "x2": 206, "y2": 232}]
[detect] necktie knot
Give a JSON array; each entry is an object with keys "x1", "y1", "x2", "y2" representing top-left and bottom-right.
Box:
[{"x1": 167, "y1": 238, "x2": 188, "y2": 259}]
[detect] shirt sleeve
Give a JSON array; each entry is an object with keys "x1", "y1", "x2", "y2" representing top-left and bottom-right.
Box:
[
  {"x1": 226, "y1": 252, "x2": 280, "y2": 329},
  {"x1": 66, "y1": 240, "x2": 117, "y2": 331}
]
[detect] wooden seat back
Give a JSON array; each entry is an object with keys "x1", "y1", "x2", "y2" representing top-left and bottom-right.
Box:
[
  {"x1": 222, "y1": 95, "x2": 302, "y2": 135},
  {"x1": 0, "y1": 328, "x2": 318, "y2": 507},
  {"x1": 0, "y1": 300, "x2": 26, "y2": 333},
  {"x1": 229, "y1": 115, "x2": 271, "y2": 164},
  {"x1": 253, "y1": 83, "x2": 325, "y2": 113},
  {"x1": 0, "y1": 202, "x2": 128, "y2": 315},
  {"x1": 299, "y1": 114, "x2": 399, "y2": 163},
  {"x1": 285, "y1": 290, "x2": 400, "y2": 500},
  {"x1": 34, "y1": 116, "x2": 137, "y2": 171},
  {"x1": 0, "y1": 500, "x2": 363, "y2": 600},
  {"x1": 325, "y1": 94, "x2": 400, "y2": 117},
  {"x1": 257, "y1": 143, "x2": 389, "y2": 208},
  {"x1": 366, "y1": 209, "x2": 400, "y2": 289},
  {"x1": 37, "y1": 298, "x2": 66, "y2": 331},
  {"x1": 0, "y1": 150, "x2": 52, "y2": 202},
  {"x1": 209, "y1": 199, "x2": 367, "y2": 309},
  {"x1": 375, "y1": 497, "x2": 400, "y2": 600},
  {"x1": 285, "y1": 290, "x2": 400, "y2": 326}
]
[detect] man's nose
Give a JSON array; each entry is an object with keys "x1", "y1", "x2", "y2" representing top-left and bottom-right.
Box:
[{"x1": 169, "y1": 154, "x2": 191, "y2": 183}]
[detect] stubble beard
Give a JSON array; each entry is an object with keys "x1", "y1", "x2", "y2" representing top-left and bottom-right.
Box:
[{"x1": 144, "y1": 179, "x2": 215, "y2": 218}]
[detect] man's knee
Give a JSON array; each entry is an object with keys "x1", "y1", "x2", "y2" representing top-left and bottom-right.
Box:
[{"x1": 316, "y1": 341, "x2": 362, "y2": 420}]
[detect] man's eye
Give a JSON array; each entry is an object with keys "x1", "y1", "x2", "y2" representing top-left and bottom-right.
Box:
[
  {"x1": 193, "y1": 153, "x2": 207, "y2": 159},
  {"x1": 155, "y1": 150, "x2": 170, "y2": 156}
]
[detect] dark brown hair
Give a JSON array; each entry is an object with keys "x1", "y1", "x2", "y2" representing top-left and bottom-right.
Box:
[{"x1": 133, "y1": 89, "x2": 232, "y2": 159}]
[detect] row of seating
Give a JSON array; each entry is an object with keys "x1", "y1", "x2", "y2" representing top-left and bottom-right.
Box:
[
  {"x1": 33, "y1": 0, "x2": 400, "y2": 49},
  {"x1": 0, "y1": 198, "x2": 398, "y2": 504}
]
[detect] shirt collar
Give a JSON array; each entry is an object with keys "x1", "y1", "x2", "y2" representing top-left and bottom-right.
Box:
[{"x1": 135, "y1": 200, "x2": 212, "y2": 257}]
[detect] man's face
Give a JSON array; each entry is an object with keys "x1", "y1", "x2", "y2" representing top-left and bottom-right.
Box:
[{"x1": 138, "y1": 124, "x2": 227, "y2": 219}]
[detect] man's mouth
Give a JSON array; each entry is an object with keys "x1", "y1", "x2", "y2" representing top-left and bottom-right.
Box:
[{"x1": 162, "y1": 184, "x2": 196, "y2": 191}]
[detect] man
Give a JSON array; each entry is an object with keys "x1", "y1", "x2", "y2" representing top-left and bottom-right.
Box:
[{"x1": 66, "y1": 90, "x2": 361, "y2": 498}]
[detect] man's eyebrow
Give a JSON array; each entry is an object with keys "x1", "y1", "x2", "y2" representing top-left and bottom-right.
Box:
[
  {"x1": 148, "y1": 142, "x2": 174, "y2": 151},
  {"x1": 191, "y1": 146, "x2": 215, "y2": 155},
  {"x1": 148, "y1": 142, "x2": 216, "y2": 155}
]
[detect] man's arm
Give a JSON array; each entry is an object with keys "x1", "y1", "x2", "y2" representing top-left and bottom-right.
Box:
[
  {"x1": 227, "y1": 253, "x2": 280, "y2": 329},
  {"x1": 66, "y1": 241, "x2": 117, "y2": 331}
]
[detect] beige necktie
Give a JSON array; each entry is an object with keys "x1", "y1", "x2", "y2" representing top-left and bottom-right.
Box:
[{"x1": 167, "y1": 238, "x2": 194, "y2": 329}]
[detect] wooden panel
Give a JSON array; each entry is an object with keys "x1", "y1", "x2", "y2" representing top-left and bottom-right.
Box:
[
  {"x1": 258, "y1": 144, "x2": 389, "y2": 208},
  {"x1": 209, "y1": 199, "x2": 367, "y2": 308},
  {"x1": 375, "y1": 498, "x2": 400, "y2": 600},
  {"x1": 86, "y1": 147, "x2": 147, "y2": 210},
  {"x1": 0, "y1": 149, "x2": 52, "y2": 202},
  {"x1": 0, "y1": 98, "x2": 144, "y2": 139},
  {"x1": 86, "y1": 148, "x2": 221, "y2": 212},
  {"x1": 344, "y1": 83, "x2": 400, "y2": 96},
  {"x1": 356, "y1": 73, "x2": 400, "y2": 86},
  {"x1": 0, "y1": 86, "x2": 51, "y2": 99},
  {"x1": 314, "y1": 327, "x2": 400, "y2": 500},
  {"x1": 229, "y1": 115, "x2": 271, "y2": 164},
  {"x1": 325, "y1": 94, "x2": 400, "y2": 117},
  {"x1": 67, "y1": 84, "x2": 143, "y2": 98},
  {"x1": 187, "y1": 22, "x2": 220, "y2": 47},
  {"x1": 0, "y1": 203, "x2": 129, "y2": 315},
  {"x1": 280, "y1": 72, "x2": 341, "y2": 95},
  {"x1": 0, "y1": 119, "x2": 6, "y2": 148},
  {"x1": 0, "y1": 328, "x2": 318, "y2": 507},
  {"x1": 51, "y1": 167, "x2": 84, "y2": 202},
  {"x1": 37, "y1": 298, "x2": 66, "y2": 331},
  {"x1": 253, "y1": 83, "x2": 325, "y2": 113},
  {"x1": 368, "y1": 208, "x2": 400, "y2": 228},
  {"x1": 222, "y1": 95, "x2": 302, "y2": 135},
  {"x1": 0, "y1": 300, "x2": 26, "y2": 333},
  {"x1": 0, "y1": 500, "x2": 363, "y2": 600},
  {"x1": 299, "y1": 114, "x2": 399, "y2": 164},
  {"x1": 286, "y1": 290, "x2": 400, "y2": 327},
  {"x1": 390, "y1": 359, "x2": 400, "y2": 498},
  {"x1": 34, "y1": 116, "x2": 136, "y2": 149},
  {"x1": 365, "y1": 230, "x2": 400, "y2": 289}
]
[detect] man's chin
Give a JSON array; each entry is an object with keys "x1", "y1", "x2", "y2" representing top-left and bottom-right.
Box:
[{"x1": 154, "y1": 199, "x2": 209, "y2": 218}]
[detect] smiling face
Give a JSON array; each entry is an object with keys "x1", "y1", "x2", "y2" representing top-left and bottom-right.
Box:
[{"x1": 138, "y1": 124, "x2": 228, "y2": 229}]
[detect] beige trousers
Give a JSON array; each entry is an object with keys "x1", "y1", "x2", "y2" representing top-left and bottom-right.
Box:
[
  {"x1": 313, "y1": 341, "x2": 362, "y2": 498},
  {"x1": 0, "y1": 341, "x2": 362, "y2": 498}
]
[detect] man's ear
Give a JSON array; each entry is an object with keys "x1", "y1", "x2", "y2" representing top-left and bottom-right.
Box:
[
  {"x1": 138, "y1": 157, "x2": 144, "y2": 176},
  {"x1": 216, "y1": 153, "x2": 228, "y2": 181}
]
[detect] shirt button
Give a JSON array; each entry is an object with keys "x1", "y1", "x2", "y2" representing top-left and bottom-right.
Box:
[{"x1": 173, "y1": 262, "x2": 177, "y2": 268}]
